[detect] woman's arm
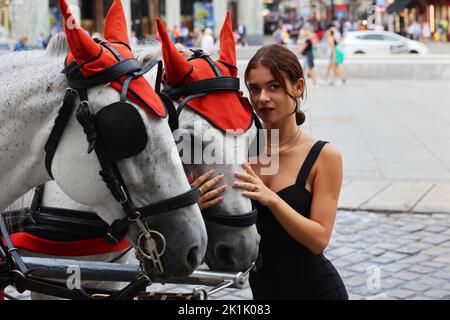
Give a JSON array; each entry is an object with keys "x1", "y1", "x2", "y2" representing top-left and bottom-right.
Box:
[{"x1": 235, "y1": 145, "x2": 343, "y2": 254}]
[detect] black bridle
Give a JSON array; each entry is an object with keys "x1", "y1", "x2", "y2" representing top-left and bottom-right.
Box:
[{"x1": 160, "y1": 49, "x2": 261, "y2": 228}]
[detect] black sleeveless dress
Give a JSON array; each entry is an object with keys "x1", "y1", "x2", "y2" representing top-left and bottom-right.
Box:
[{"x1": 250, "y1": 141, "x2": 348, "y2": 300}]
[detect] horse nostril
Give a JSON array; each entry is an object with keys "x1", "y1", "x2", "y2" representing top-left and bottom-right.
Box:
[
  {"x1": 187, "y1": 246, "x2": 201, "y2": 269},
  {"x1": 215, "y1": 244, "x2": 236, "y2": 269}
]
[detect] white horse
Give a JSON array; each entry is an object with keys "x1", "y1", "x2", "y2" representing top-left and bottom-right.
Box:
[
  {"x1": 137, "y1": 16, "x2": 261, "y2": 272},
  {"x1": 0, "y1": 19, "x2": 207, "y2": 288}
]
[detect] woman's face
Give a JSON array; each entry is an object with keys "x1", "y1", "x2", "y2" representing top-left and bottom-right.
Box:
[{"x1": 247, "y1": 64, "x2": 303, "y2": 126}]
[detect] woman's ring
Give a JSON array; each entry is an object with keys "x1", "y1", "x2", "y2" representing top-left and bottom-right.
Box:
[{"x1": 199, "y1": 187, "x2": 204, "y2": 195}]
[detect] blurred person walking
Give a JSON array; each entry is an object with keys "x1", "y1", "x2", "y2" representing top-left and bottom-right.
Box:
[
  {"x1": 201, "y1": 28, "x2": 215, "y2": 54},
  {"x1": 298, "y1": 28, "x2": 318, "y2": 88},
  {"x1": 421, "y1": 21, "x2": 431, "y2": 42},
  {"x1": 237, "y1": 21, "x2": 247, "y2": 46},
  {"x1": 14, "y1": 36, "x2": 28, "y2": 51},
  {"x1": 37, "y1": 32, "x2": 48, "y2": 49},
  {"x1": 323, "y1": 29, "x2": 346, "y2": 86}
]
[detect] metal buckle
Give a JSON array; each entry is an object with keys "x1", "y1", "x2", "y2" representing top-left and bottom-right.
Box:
[
  {"x1": 65, "y1": 88, "x2": 78, "y2": 95},
  {"x1": 118, "y1": 186, "x2": 129, "y2": 205}
]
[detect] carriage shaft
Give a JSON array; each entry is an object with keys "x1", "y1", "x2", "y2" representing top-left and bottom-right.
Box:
[{"x1": 21, "y1": 257, "x2": 246, "y2": 289}]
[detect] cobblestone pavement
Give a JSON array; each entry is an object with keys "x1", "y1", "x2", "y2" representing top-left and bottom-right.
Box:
[{"x1": 4, "y1": 210, "x2": 450, "y2": 300}]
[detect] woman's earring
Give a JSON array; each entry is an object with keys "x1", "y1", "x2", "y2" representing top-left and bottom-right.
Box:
[{"x1": 296, "y1": 94, "x2": 302, "y2": 113}]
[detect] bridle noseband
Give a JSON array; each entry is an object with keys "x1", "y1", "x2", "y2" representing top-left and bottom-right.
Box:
[
  {"x1": 44, "y1": 40, "x2": 200, "y2": 275},
  {"x1": 161, "y1": 49, "x2": 261, "y2": 228}
]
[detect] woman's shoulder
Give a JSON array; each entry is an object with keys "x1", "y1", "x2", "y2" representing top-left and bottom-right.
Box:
[{"x1": 316, "y1": 141, "x2": 342, "y2": 163}]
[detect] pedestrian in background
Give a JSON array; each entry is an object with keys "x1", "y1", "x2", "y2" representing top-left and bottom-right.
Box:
[
  {"x1": 37, "y1": 32, "x2": 47, "y2": 49},
  {"x1": 130, "y1": 30, "x2": 139, "y2": 47},
  {"x1": 201, "y1": 28, "x2": 215, "y2": 55},
  {"x1": 298, "y1": 28, "x2": 318, "y2": 88},
  {"x1": 234, "y1": 44, "x2": 347, "y2": 300},
  {"x1": 323, "y1": 29, "x2": 346, "y2": 86},
  {"x1": 421, "y1": 21, "x2": 431, "y2": 42},
  {"x1": 237, "y1": 21, "x2": 247, "y2": 47},
  {"x1": 14, "y1": 36, "x2": 28, "y2": 51}
]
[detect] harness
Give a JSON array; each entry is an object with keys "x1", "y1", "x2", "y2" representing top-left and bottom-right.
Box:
[{"x1": 161, "y1": 49, "x2": 262, "y2": 228}]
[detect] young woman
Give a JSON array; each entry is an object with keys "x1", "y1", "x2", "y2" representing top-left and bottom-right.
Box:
[
  {"x1": 236, "y1": 44, "x2": 348, "y2": 300},
  {"x1": 189, "y1": 44, "x2": 348, "y2": 300}
]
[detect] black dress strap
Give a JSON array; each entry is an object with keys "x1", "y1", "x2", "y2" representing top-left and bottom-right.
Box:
[{"x1": 296, "y1": 141, "x2": 329, "y2": 188}]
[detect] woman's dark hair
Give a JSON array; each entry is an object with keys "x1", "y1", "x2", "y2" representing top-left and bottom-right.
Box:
[{"x1": 245, "y1": 44, "x2": 306, "y2": 126}]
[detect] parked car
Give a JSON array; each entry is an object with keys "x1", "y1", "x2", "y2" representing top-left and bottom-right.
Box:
[
  {"x1": 342, "y1": 31, "x2": 429, "y2": 55},
  {"x1": 0, "y1": 39, "x2": 15, "y2": 56}
]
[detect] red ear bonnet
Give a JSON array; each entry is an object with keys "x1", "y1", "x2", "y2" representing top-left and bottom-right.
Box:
[
  {"x1": 157, "y1": 18, "x2": 192, "y2": 86},
  {"x1": 104, "y1": 0, "x2": 130, "y2": 46},
  {"x1": 219, "y1": 12, "x2": 237, "y2": 77},
  {"x1": 60, "y1": 0, "x2": 166, "y2": 117},
  {"x1": 159, "y1": 14, "x2": 252, "y2": 132}
]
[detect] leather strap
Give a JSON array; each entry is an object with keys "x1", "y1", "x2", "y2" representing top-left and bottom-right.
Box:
[
  {"x1": 202, "y1": 208, "x2": 258, "y2": 227},
  {"x1": 0, "y1": 214, "x2": 28, "y2": 274},
  {"x1": 138, "y1": 186, "x2": 200, "y2": 217},
  {"x1": 44, "y1": 89, "x2": 78, "y2": 179},
  {"x1": 67, "y1": 59, "x2": 141, "y2": 89},
  {"x1": 164, "y1": 77, "x2": 240, "y2": 101}
]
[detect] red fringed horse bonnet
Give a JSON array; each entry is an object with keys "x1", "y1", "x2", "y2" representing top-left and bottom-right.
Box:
[{"x1": 156, "y1": 16, "x2": 254, "y2": 133}]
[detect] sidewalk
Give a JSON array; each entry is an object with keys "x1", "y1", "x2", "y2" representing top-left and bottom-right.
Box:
[{"x1": 340, "y1": 179, "x2": 450, "y2": 213}]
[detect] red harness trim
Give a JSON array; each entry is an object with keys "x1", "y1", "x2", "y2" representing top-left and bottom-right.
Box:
[{"x1": 3, "y1": 233, "x2": 130, "y2": 257}]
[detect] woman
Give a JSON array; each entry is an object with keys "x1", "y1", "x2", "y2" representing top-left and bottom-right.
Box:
[
  {"x1": 191, "y1": 44, "x2": 348, "y2": 300},
  {"x1": 323, "y1": 29, "x2": 346, "y2": 86}
]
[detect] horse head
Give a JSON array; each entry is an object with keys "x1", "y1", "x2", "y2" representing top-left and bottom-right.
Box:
[{"x1": 153, "y1": 14, "x2": 260, "y2": 272}]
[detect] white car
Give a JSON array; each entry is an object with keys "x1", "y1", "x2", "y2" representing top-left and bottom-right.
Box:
[
  {"x1": 342, "y1": 31, "x2": 429, "y2": 55},
  {"x1": 0, "y1": 39, "x2": 15, "y2": 56}
]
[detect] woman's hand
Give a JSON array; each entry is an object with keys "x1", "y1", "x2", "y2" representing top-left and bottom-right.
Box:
[
  {"x1": 234, "y1": 163, "x2": 279, "y2": 208},
  {"x1": 188, "y1": 170, "x2": 228, "y2": 210}
]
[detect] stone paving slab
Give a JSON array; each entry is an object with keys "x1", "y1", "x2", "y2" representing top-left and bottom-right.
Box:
[
  {"x1": 339, "y1": 180, "x2": 391, "y2": 210},
  {"x1": 338, "y1": 180, "x2": 450, "y2": 214},
  {"x1": 413, "y1": 183, "x2": 450, "y2": 213},
  {"x1": 360, "y1": 181, "x2": 436, "y2": 212}
]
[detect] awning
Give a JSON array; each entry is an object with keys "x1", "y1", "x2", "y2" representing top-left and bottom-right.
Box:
[{"x1": 387, "y1": 0, "x2": 411, "y2": 14}]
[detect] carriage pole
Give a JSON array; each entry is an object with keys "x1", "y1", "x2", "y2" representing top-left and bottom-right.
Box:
[{"x1": 22, "y1": 257, "x2": 249, "y2": 289}]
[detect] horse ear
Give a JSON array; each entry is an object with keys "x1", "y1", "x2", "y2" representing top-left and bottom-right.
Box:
[
  {"x1": 219, "y1": 12, "x2": 237, "y2": 74},
  {"x1": 104, "y1": 0, "x2": 130, "y2": 46},
  {"x1": 59, "y1": 0, "x2": 101, "y2": 64},
  {"x1": 157, "y1": 18, "x2": 192, "y2": 86}
]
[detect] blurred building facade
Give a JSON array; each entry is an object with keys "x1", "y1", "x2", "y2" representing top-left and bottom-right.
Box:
[
  {"x1": 68, "y1": 0, "x2": 265, "y2": 44},
  {"x1": 1, "y1": 0, "x2": 50, "y2": 45}
]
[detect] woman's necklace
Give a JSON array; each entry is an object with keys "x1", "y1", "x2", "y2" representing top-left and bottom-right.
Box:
[{"x1": 266, "y1": 128, "x2": 302, "y2": 156}]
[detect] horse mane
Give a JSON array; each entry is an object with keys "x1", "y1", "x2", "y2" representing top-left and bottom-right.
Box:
[
  {"x1": 45, "y1": 32, "x2": 69, "y2": 57},
  {"x1": 133, "y1": 42, "x2": 162, "y2": 66}
]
